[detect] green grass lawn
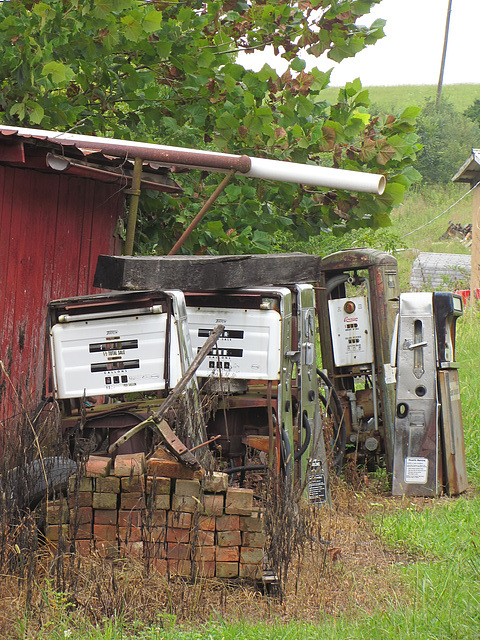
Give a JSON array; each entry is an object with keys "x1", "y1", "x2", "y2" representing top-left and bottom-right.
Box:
[{"x1": 321, "y1": 83, "x2": 480, "y2": 114}]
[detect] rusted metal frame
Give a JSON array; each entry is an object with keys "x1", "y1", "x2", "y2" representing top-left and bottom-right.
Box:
[
  {"x1": 168, "y1": 169, "x2": 235, "y2": 255},
  {"x1": 124, "y1": 156, "x2": 143, "y2": 256},
  {"x1": 189, "y1": 433, "x2": 222, "y2": 453},
  {"x1": 267, "y1": 380, "x2": 274, "y2": 467},
  {"x1": 108, "y1": 324, "x2": 224, "y2": 458}
]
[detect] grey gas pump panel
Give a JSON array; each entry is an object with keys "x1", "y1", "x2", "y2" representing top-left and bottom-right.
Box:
[{"x1": 392, "y1": 293, "x2": 440, "y2": 496}]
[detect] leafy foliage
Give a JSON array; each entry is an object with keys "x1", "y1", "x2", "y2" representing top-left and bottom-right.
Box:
[
  {"x1": 0, "y1": 0, "x2": 421, "y2": 253},
  {"x1": 464, "y1": 98, "x2": 480, "y2": 127},
  {"x1": 415, "y1": 99, "x2": 480, "y2": 185}
]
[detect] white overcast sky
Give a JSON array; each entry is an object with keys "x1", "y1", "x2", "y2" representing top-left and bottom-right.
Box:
[{"x1": 238, "y1": 0, "x2": 480, "y2": 86}]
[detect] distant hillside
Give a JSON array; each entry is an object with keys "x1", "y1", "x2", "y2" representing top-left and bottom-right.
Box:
[{"x1": 321, "y1": 84, "x2": 480, "y2": 114}]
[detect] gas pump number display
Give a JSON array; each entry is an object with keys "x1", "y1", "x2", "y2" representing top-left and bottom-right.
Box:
[
  {"x1": 328, "y1": 296, "x2": 374, "y2": 367},
  {"x1": 188, "y1": 307, "x2": 282, "y2": 380}
]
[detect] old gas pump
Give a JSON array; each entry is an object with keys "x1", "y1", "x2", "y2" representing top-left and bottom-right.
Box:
[
  {"x1": 47, "y1": 290, "x2": 197, "y2": 455},
  {"x1": 317, "y1": 249, "x2": 400, "y2": 471},
  {"x1": 184, "y1": 284, "x2": 329, "y2": 502},
  {"x1": 391, "y1": 292, "x2": 467, "y2": 496}
]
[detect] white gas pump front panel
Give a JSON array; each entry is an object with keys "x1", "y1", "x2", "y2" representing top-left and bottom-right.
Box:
[
  {"x1": 188, "y1": 307, "x2": 282, "y2": 380},
  {"x1": 51, "y1": 313, "x2": 182, "y2": 398},
  {"x1": 328, "y1": 296, "x2": 374, "y2": 366}
]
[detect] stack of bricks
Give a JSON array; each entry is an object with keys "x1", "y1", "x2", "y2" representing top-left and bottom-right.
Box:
[{"x1": 46, "y1": 452, "x2": 266, "y2": 580}]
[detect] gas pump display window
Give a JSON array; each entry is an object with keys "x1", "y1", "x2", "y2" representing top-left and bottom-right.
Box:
[
  {"x1": 328, "y1": 296, "x2": 374, "y2": 367},
  {"x1": 188, "y1": 307, "x2": 282, "y2": 380},
  {"x1": 50, "y1": 313, "x2": 183, "y2": 398}
]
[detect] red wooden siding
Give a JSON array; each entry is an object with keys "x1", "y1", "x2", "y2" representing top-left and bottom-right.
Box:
[{"x1": 0, "y1": 164, "x2": 123, "y2": 429}]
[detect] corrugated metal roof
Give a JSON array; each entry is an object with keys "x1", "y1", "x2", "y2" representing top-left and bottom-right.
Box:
[
  {"x1": 452, "y1": 149, "x2": 480, "y2": 184},
  {"x1": 0, "y1": 125, "x2": 183, "y2": 192}
]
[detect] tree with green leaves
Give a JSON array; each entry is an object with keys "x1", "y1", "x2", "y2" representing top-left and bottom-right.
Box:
[
  {"x1": 0, "y1": 0, "x2": 421, "y2": 254},
  {"x1": 416, "y1": 99, "x2": 480, "y2": 185}
]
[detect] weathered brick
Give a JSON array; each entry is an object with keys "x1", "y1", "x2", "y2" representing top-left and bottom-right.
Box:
[
  {"x1": 120, "y1": 492, "x2": 145, "y2": 510},
  {"x1": 239, "y1": 515, "x2": 264, "y2": 533},
  {"x1": 120, "y1": 541, "x2": 144, "y2": 559},
  {"x1": 69, "y1": 475, "x2": 93, "y2": 493},
  {"x1": 118, "y1": 509, "x2": 142, "y2": 528},
  {"x1": 121, "y1": 475, "x2": 145, "y2": 493},
  {"x1": 144, "y1": 526, "x2": 166, "y2": 545},
  {"x1": 69, "y1": 506, "x2": 93, "y2": 525},
  {"x1": 69, "y1": 522, "x2": 92, "y2": 540},
  {"x1": 198, "y1": 515, "x2": 216, "y2": 531},
  {"x1": 225, "y1": 488, "x2": 253, "y2": 515},
  {"x1": 217, "y1": 530, "x2": 241, "y2": 547},
  {"x1": 114, "y1": 453, "x2": 146, "y2": 477},
  {"x1": 68, "y1": 492, "x2": 92, "y2": 508},
  {"x1": 171, "y1": 495, "x2": 198, "y2": 513},
  {"x1": 45, "y1": 524, "x2": 69, "y2": 541},
  {"x1": 47, "y1": 502, "x2": 69, "y2": 525},
  {"x1": 202, "y1": 471, "x2": 228, "y2": 493},
  {"x1": 174, "y1": 479, "x2": 201, "y2": 498},
  {"x1": 242, "y1": 531, "x2": 266, "y2": 548},
  {"x1": 85, "y1": 456, "x2": 112, "y2": 477},
  {"x1": 75, "y1": 539, "x2": 92, "y2": 556},
  {"x1": 216, "y1": 546, "x2": 239, "y2": 563},
  {"x1": 93, "y1": 492, "x2": 117, "y2": 510},
  {"x1": 216, "y1": 515, "x2": 239, "y2": 531},
  {"x1": 166, "y1": 543, "x2": 190, "y2": 560},
  {"x1": 201, "y1": 494, "x2": 224, "y2": 516},
  {"x1": 166, "y1": 528, "x2": 190, "y2": 544},
  {"x1": 168, "y1": 559, "x2": 191, "y2": 577},
  {"x1": 193, "y1": 546, "x2": 216, "y2": 562},
  {"x1": 239, "y1": 563, "x2": 263, "y2": 580},
  {"x1": 146, "y1": 476, "x2": 171, "y2": 495},
  {"x1": 240, "y1": 547, "x2": 264, "y2": 564},
  {"x1": 147, "y1": 458, "x2": 201, "y2": 480},
  {"x1": 193, "y1": 560, "x2": 215, "y2": 577},
  {"x1": 146, "y1": 509, "x2": 167, "y2": 527},
  {"x1": 167, "y1": 511, "x2": 192, "y2": 529},
  {"x1": 94, "y1": 509, "x2": 117, "y2": 526},
  {"x1": 93, "y1": 523, "x2": 117, "y2": 542},
  {"x1": 145, "y1": 541, "x2": 166, "y2": 560},
  {"x1": 216, "y1": 562, "x2": 238, "y2": 578},
  {"x1": 95, "y1": 476, "x2": 120, "y2": 493},
  {"x1": 151, "y1": 558, "x2": 168, "y2": 574},
  {"x1": 118, "y1": 525, "x2": 143, "y2": 543},
  {"x1": 191, "y1": 530, "x2": 215, "y2": 546},
  {"x1": 147, "y1": 494, "x2": 170, "y2": 511}
]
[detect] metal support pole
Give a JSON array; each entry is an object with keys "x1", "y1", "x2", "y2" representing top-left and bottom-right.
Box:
[
  {"x1": 124, "y1": 157, "x2": 143, "y2": 255},
  {"x1": 168, "y1": 169, "x2": 235, "y2": 255}
]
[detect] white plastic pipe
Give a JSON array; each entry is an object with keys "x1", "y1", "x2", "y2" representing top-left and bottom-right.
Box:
[
  {"x1": 1, "y1": 125, "x2": 386, "y2": 195},
  {"x1": 246, "y1": 157, "x2": 385, "y2": 195}
]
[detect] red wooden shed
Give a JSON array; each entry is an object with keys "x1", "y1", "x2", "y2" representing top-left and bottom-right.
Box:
[{"x1": 0, "y1": 127, "x2": 180, "y2": 431}]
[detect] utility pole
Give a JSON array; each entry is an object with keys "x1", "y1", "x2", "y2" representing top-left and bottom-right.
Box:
[{"x1": 436, "y1": 0, "x2": 453, "y2": 107}]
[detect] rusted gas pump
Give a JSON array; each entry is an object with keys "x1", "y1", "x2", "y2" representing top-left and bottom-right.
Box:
[{"x1": 316, "y1": 249, "x2": 400, "y2": 471}]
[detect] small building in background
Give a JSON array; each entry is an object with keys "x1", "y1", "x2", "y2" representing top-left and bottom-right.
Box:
[
  {"x1": 452, "y1": 149, "x2": 480, "y2": 292},
  {"x1": 410, "y1": 252, "x2": 471, "y2": 291}
]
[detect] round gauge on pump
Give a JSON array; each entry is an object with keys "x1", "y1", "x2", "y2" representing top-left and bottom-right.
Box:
[{"x1": 343, "y1": 300, "x2": 356, "y2": 315}]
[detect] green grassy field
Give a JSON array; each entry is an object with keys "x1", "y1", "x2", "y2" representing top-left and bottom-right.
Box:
[{"x1": 321, "y1": 83, "x2": 480, "y2": 114}]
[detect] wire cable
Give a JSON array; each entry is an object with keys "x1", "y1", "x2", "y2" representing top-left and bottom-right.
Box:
[{"x1": 401, "y1": 181, "x2": 480, "y2": 239}]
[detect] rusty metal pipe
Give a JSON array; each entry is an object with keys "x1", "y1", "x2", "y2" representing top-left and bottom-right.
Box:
[
  {"x1": 2, "y1": 126, "x2": 385, "y2": 195},
  {"x1": 124, "y1": 157, "x2": 143, "y2": 256},
  {"x1": 168, "y1": 170, "x2": 235, "y2": 255}
]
